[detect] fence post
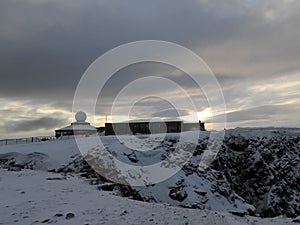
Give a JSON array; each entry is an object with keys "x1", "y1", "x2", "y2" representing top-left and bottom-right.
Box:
[{"x1": 6, "y1": 139, "x2": 7, "y2": 145}]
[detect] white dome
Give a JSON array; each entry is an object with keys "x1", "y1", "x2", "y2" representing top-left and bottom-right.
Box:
[{"x1": 75, "y1": 111, "x2": 87, "y2": 122}]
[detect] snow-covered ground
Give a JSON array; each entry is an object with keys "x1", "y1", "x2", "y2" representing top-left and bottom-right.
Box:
[
  {"x1": 0, "y1": 138, "x2": 80, "y2": 170},
  {"x1": 0, "y1": 169, "x2": 295, "y2": 225},
  {"x1": 0, "y1": 128, "x2": 299, "y2": 224}
]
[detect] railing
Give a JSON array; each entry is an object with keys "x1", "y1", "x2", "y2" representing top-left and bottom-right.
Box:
[
  {"x1": 0, "y1": 136, "x2": 57, "y2": 146},
  {"x1": 0, "y1": 134, "x2": 94, "y2": 146}
]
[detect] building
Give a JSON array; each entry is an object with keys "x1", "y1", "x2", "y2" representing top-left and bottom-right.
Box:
[
  {"x1": 183, "y1": 121, "x2": 205, "y2": 131},
  {"x1": 105, "y1": 120, "x2": 205, "y2": 136},
  {"x1": 97, "y1": 126, "x2": 105, "y2": 133},
  {"x1": 55, "y1": 111, "x2": 97, "y2": 138}
]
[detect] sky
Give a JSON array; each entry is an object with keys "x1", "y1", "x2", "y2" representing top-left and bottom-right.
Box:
[{"x1": 0, "y1": 0, "x2": 300, "y2": 138}]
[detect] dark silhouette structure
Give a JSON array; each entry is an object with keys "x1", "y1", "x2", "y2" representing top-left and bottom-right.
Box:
[{"x1": 105, "y1": 120, "x2": 205, "y2": 136}]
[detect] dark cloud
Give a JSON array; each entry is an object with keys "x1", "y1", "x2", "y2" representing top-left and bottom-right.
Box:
[
  {"x1": 151, "y1": 109, "x2": 190, "y2": 118},
  {"x1": 1, "y1": 0, "x2": 299, "y2": 100},
  {"x1": 1, "y1": 115, "x2": 67, "y2": 133},
  {"x1": 212, "y1": 103, "x2": 300, "y2": 126},
  {"x1": 0, "y1": 0, "x2": 300, "y2": 136}
]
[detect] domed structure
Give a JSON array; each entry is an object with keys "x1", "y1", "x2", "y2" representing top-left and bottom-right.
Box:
[
  {"x1": 55, "y1": 111, "x2": 97, "y2": 138},
  {"x1": 75, "y1": 111, "x2": 87, "y2": 123}
]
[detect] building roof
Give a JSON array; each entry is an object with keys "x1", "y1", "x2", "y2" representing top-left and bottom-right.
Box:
[
  {"x1": 55, "y1": 111, "x2": 97, "y2": 132},
  {"x1": 55, "y1": 122, "x2": 97, "y2": 132}
]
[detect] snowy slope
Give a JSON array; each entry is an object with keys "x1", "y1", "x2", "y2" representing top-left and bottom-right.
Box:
[
  {"x1": 0, "y1": 138, "x2": 80, "y2": 170},
  {"x1": 0, "y1": 128, "x2": 299, "y2": 223},
  {"x1": 0, "y1": 133, "x2": 255, "y2": 214},
  {"x1": 0, "y1": 169, "x2": 295, "y2": 225}
]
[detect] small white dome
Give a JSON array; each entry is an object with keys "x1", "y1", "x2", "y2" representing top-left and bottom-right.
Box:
[{"x1": 75, "y1": 111, "x2": 87, "y2": 122}]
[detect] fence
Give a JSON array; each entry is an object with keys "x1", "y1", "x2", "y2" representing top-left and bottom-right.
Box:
[
  {"x1": 0, "y1": 136, "x2": 57, "y2": 146},
  {"x1": 0, "y1": 134, "x2": 92, "y2": 146}
]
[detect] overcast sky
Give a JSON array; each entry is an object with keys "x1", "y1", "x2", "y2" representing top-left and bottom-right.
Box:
[{"x1": 0, "y1": 0, "x2": 300, "y2": 138}]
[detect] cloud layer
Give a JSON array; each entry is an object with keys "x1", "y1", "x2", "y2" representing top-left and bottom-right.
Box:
[{"x1": 0, "y1": 0, "x2": 300, "y2": 137}]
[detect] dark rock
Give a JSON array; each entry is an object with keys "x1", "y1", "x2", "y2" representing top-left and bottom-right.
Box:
[
  {"x1": 229, "y1": 211, "x2": 246, "y2": 217},
  {"x1": 46, "y1": 177, "x2": 66, "y2": 181},
  {"x1": 120, "y1": 210, "x2": 127, "y2": 216},
  {"x1": 169, "y1": 189, "x2": 188, "y2": 202},
  {"x1": 98, "y1": 183, "x2": 117, "y2": 192},
  {"x1": 226, "y1": 135, "x2": 248, "y2": 152},
  {"x1": 293, "y1": 216, "x2": 300, "y2": 223},
  {"x1": 169, "y1": 181, "x2": 188, "y2": 202},
  {"x1": 194, "y1": 189, "x2": 207, "y2": 196},
  {"x1": 125, "y1": 152, "x2": 139, "y2": 163},
  {"x1": 8, "y1": 166, "x2": 22, "y2": 171},
  {"x1": 41, "y1": 218, "x2": 50, "y2": 223},
  {"x1": 14, "y1": 164, "x2": 24, "y2": 169},
  {"x1": 65, "y1": 212, "x2": 75, "y2": 220}
]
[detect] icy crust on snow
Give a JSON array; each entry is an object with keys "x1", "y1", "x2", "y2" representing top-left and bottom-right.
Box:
[{"x1": 0, "y1": 128, "x2": 299, "y2": 219}]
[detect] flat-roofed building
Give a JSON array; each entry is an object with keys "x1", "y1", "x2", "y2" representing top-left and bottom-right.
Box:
[{"x1": 105, "y1": 120, "x2": 205, "y2": 136}]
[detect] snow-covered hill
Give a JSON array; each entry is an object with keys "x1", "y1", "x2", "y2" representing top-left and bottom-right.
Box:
[{"x1": 0, "y1": 128, "x2": 299, "y2": 224}]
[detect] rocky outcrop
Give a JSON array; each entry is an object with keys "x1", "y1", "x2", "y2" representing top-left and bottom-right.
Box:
[{"x1": 211, "y1": 134, "x2": 300, "y2": 218}]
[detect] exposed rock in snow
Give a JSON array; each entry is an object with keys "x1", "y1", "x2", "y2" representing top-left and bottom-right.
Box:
[
  {"x1": 212, "y1": 129, "x2": 300, "y2": 217},
  {"x1": 169, "y1": 179, "x2": 188, "y2": 202},
  {"x1": 293, "y1": 216, "x2": 300, "y2": 223},
  {"x1": 65, "y1": 212, "x2": 76, "y2": 220},
  {"x1": 124, "y1": 151, "x2": 139, "y2": 163}
]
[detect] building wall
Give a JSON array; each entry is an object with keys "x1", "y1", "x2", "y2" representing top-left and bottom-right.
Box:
[
  {"x1": 55, "y1": 130, "x2": 97, "y2": 138},
  {"x1": 105, "y1": 120, "x2": 205, "y2": 136},
  {"x1": 105, "y1": 121, "x2": 183, "y2": 136},
  {"x1": 183, "y1": 121, "x2": 206, "y2": 131}
]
